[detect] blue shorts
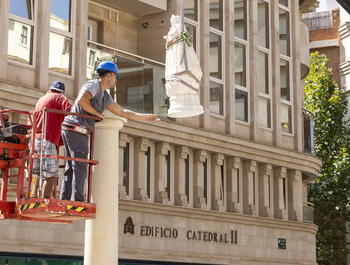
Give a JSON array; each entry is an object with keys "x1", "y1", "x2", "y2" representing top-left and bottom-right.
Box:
[{"x1": 32, "y1": 138, "x2": 59, "y2": 178}]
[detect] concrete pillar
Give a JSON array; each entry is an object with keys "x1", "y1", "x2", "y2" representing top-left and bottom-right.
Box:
[
  {"x1": 242, "y1": 160, "x2": 258, "y2": 216},
  {"x1": 258, "y1": 163, "x2": 273, "y2": 218},
  {"x1": 133, "y1": 137, "x2": 149, "y2": 201},
  {"x1": 118, "y1": 133, "x2": 128, "y2": 199},
  {"x1": 174, "y1": 146, "x2": 189, "y2": 207},
  {"x1": 0, "y1": 0, "x2": 10, "y2": 81},
  {"x1": 226, "y1": 157, "x2": 242, "y2": 214},
  {"x1": 74, "y1": 0, "x2": 88, "y2": 97},
  {"x1": 273, "y1": 166, "x2": 288, "y2": 220},
  {"x1": 210, "y1": 153, "x2": 224, "y2": 211},
  {"x1": 34, "y1": 0, "x2": 50, "y2": 90},
  {"x1": 154, "y1": 142, "x2": 170, "y2": 204},
  {"x1": 287, "y1": 169, "x2": 302, "y2": 222},
  {"x1": 84, "y1": 113, "x2": 125, "y2": 265},
  {"x1": 193, "y1": 150, "x2": 207, "y2": 209}
]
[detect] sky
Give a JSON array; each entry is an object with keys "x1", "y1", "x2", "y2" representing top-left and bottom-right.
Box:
[{"x1": 316, "y1": 0, "x2": 339, "y2": 12}]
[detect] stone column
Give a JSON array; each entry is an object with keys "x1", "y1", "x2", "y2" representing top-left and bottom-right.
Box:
[
  {"x1": 74, "y1": 0, "x2": 88, "y2": 97},
  {"x1": 242, "y1": 160, "x2": 258, "y2": 216},
  {"x1": 118, "y1": 133, "x2": 128, "y2": 199},
  {"x1": 258, "y1": 164, "x2": 273, "y2": 218},
  {"x1": 210, "y1": 153, "x2": 224, "y2": 211},
  {"x1": 133, "y1": 138, "x2": 149, "y2": 201},
  {"x1": 273, "y1": 167, "x2": 288, "y2": 220},
  {"x1": 226, "y1": 157, "x2": 242, "y2": 213},
  {"x1": 154, "y1": 142, "x2": 170, "y2": 204},
  {"x1": 174, "y1": 146, "x2": 189, "y2": 206},
  {"x1": 34, "y1": 0, "x2": 50, "y2": 90},
  {"x1": 287, "y1": 169, "x2": 302, "y2": 221},
  {"x1": 84, "y1": 114, "x2": 125, "y2": 265},
  {"x1": 0, "y1": 0, "x2": 10, "y2": 81},
  {"x1": 193, "y1": 150, "x2": 207, "y2": 209}
]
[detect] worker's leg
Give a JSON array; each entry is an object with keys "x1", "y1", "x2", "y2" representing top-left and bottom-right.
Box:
[
  {"x1": 40, "y1": 140, "x2": 59, "y2": 198},
  {"x1": 70, "y1": 133, "x2": 89, "y2": 202},
  {"x1": 42, "y1": 177, "x2": 58, "y2": 198},
  {"x1": 60, "y1": 129, "x2": 73, "y2": 200}
]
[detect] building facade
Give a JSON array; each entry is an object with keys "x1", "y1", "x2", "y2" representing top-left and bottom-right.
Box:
[{"x1": 0, "y1": 0, "x2": 321, "y2": 264}]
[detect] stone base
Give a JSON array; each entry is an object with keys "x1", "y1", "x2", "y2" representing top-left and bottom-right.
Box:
[{"x1": 167, "y1": 94, "x2": 204, "y2": 118}]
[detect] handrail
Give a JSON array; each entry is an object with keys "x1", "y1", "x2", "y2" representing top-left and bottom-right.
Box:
[{"x1": 87, "y1": 40, "x2": 165, "y2": 68}]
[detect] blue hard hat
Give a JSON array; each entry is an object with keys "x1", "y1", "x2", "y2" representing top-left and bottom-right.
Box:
[
  {"x1": 96, "y1": 61, "x2": 120, "y2": 78},
  {"x1": 49, "y1": 81, "x2": 65, "y2": 93}
]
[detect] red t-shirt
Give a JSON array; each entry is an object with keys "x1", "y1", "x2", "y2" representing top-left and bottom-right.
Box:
[{"x1": 35, "y1": 91, "x2": 72, "y2": 146}]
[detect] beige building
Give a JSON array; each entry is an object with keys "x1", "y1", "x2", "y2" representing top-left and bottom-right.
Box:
[{"x1": 0, "y1": 0, "x2": 322, "y2": 264}]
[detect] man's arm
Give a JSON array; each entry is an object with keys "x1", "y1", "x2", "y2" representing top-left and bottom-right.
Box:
[
  {"x1": 106, "y1": 102, "x2": 160, "y2": 122},
  {"x1": 78, "y1": 90, "x2": 106, "y2": 122}
]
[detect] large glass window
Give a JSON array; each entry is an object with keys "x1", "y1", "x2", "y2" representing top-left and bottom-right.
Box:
[
  {"x1": 279, "y1": 8, "x2": 290, "y2": 56},
  {"x1": 8, "y1": 0, "x2": 34, "y2": 65},
  {"x1": 281, "y1": 104, "x2": 292, "y2": 133},
  {"x1": 235, "y1": 42, "x2": 246, "y2": 87},
  {"x1": 235, "y1": 89, "x2": 248, "y2": 122},
  {"x1": 165, "y1": 151, "x2": 171, "y2": 200},
  {"x1": 184, "y1": 0, "x2": 198, "y2": 21},
  {"x1": 9, "y1": 0, "x2": 33, "y2": 19},
  {"x1": 210, "y1": 82, "x2": 223, "y2": 115},
  {"x1": 185, "y1": 155, "x2": 190, "y2": 199},
  {"x1": 49, "y1": 32, "x2": 72, "y2": 75},
  {"x1": 280, "y1": 59, "x2": 290, "y2": 100},
  {"x1": 209, "y1": 33, "x2": 222, "y2": 79},
  {"x1": 258, "y1": 0, "x2": 269, "y2": 48},
  {"x1": 234, "y1": 0, "x2": 247, "y2": 40},
  {"x1": 49, "y1": 0, "x2": 73, "y2": 75},
  {"x1": 259, "y1": 97, "x2": 271, "y2": 128},
  {"x1": 210, "y1": 0, "x2": 223, "y2": 31},
  {"x1": 145, "y1": 147, "x2": 151, "y2": 198},
  {"x1": 258, "y1": 52, "x2": 269, "y2": 94},
  {"x1": 203, "y1": 158, "x2": 207, "y2": 203},
  {"x1": 185, "y1": 23, "x2": 197, "y2": 52},
  {"x1": 50, "y1": 0, "x2": 71, "y2": 32}
]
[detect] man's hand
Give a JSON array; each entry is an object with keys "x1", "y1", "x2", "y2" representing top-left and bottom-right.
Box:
[{"x1": 145, "y1": 114, "x2": 160, "y2": 122}]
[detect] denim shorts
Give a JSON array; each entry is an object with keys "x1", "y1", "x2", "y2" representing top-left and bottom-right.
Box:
[{"x1": 32, "y1": 138, "x2": 59, "y2": 178}]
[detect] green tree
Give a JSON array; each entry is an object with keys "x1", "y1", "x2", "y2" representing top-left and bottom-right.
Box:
[{"x1": 305, "y1": 52, "x2": 350, "y2": 265}]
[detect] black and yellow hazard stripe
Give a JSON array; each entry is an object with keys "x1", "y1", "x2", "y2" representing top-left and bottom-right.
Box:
[
  {"x1": 18, "y1": 203, "x2": 46, "y2": 211},
  {"x1": 67, "y1": 205, "x2": 87, "y2": 212}
]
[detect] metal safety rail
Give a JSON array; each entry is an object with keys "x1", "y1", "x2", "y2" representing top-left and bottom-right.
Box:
[{"x1": 0, "y1": 108, "x2": 100, "y2": 223}]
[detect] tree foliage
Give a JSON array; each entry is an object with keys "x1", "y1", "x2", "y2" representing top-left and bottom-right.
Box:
[{"x1": 305, "y1": 52, "x2": 350, "y2": 265}]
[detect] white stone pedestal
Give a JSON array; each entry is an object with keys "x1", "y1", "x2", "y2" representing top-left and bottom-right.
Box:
[{"x1": 84, "y1": 113, "x2": 126, "y2": 265}]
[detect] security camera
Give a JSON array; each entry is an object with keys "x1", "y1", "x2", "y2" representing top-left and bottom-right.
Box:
[{"x1": 142, "y1": 22, "x2": 149, "y2": 29}]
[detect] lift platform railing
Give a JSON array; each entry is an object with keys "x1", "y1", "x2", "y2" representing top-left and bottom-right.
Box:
[{"x1": 0, "y1": 108, "x2": 101, "y2": 223}]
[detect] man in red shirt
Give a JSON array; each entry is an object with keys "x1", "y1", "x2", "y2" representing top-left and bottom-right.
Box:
[{"x1": 32, "y1": 81, "x2": 72, "y2": 198}]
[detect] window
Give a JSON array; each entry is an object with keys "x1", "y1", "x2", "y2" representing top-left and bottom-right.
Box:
[
  {"x1": 145, "y1": 147, "x2": 151, "y2": 198},
  {"x1": 209, "y1": 2, "x2": 224, "y2": 116},
  {"x1": 235, "y1": 89, "x2": 248, "y2": 122},
  {"x1": 203, "y1": 158, "x2": 208, "y2": 203},
  {"x1": 280, "y1": 59, "x2": 290, "y2": 100},
  {"x1": 88, "y1": 50, "x2": 95, "y2": 67},
  {"x1": 210, "y1": 0, "x2": 223, "y2": 31},
  {"x1": 184, "y1": 1, "x2": 198, "y2": 52},
  {"x1": 210, "y1": 82, "x2": 223, "y2": 115},
  {"x1": 165, "y1": 151, "x2": 171, "y2": 199},
  {"x1": 235, "y1": 42, "x2": 246, "y2": 87},
  {"x1": 234, "y1": 0, "x2": 247, "y2": 40},
  {"x1": 281, "y1": 104, "x2": 292, "y2": 133},
  {"x1": 8, "y1": 0, "x2": 34, "y2": 65},
  {"x1": 185, "y1": 155, "x2": 190, "y2": 199},
  {"x1": 20, "y1": 26, "x2": 28, "y2": 45},
  {"x1": 123, "y1": 143, "x2": 130, "y2": 196},
  {"x1": 259, "y1": 51, "x2": 271, "y2": 128},
  {"x1": 258, "y1": 0, "x2": 269, "y2": 49},
  {"x1": 279, "y1": 8, "x2": 290, "y2": 57},
  {"x1": 184, "y1": 0, "x2": 198, "y2": 21},
  {"x1": 49, "y1": 0, "x2": 73, "y2": 75}
]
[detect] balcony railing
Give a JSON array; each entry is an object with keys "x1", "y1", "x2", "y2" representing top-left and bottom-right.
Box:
[
  {"x1": 303, "y1": 109, "x2": 315, "y2": 155},
  {"x1": 303, "y1": 201, "x2": 314, "y2": 223},
  {"x1": 86, "y1": 41, "x2": 168, "y2": 119}
]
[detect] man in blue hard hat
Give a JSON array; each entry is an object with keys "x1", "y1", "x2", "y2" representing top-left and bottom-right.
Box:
[
  {"x1": 32, "y1": 81, "x2": 72, "y2": 198},
  {"x1": 60, "y1": 61, "x2": 160, "y2": 202}
]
